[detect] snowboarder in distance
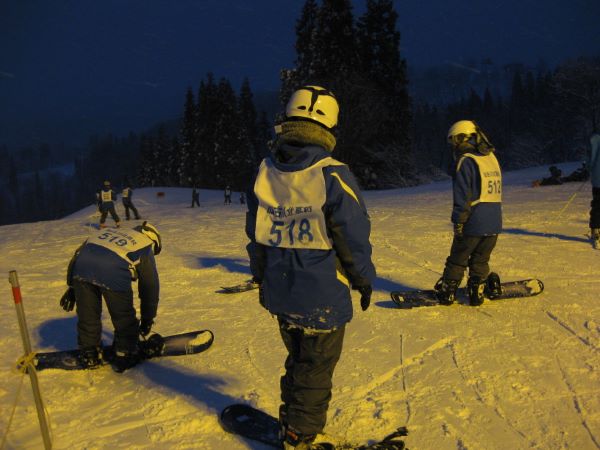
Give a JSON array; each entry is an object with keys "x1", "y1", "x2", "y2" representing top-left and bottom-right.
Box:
[
  {"x1": 60, "y1": 222, "x2": 162, "y2": 372},
  {"x1": 589, "y1": 133, "x2": 600, "y2": 249},
  {"x1": 98, "y1": 180, "x2": 121, "y2": 228},
  {"x1": 532, "y1": 165, "x2": 563, "y2": 187},
  {"x1": 122, "y1": 182, "x2": 141, "y2": 220},
  {"x1": 224, "y1": 185, "x2": 232, "y2": 204},
  {"x1": 245, "y1": 85, "x2": 375, "y2": 449},
  {"x1": 239, "y1": 192, "x2": 246, "y2": 205},
  {"x1": 434, "y1": 120, "x2": 503, "y2": 306},
  {"x1": 191, "y1": 187, "x2": 200, "y2": 208}
]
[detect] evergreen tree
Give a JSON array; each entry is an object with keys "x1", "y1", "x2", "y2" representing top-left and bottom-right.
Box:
[
  {"x1": 239, "y1": 78, "x2": 259, "y2": 165},
  {"x1": 281, "y1": 0, "x2": 320, "y2": 104},
  {"x1": 178, "y1": 87, "x2": 197, "y2": 186}
]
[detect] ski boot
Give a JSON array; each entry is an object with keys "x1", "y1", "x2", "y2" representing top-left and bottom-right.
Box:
[
  {"x1": 591, "y1": 228, "x2": 600, "y2": 250},
  {"x1": 484, "y1": 272, "x2": 502, "y2": 299},
  {"x1": 467, "y1": 276, "x2": 486, "y2": 306},
  {"x1": 110, "y1": 347, "x2": 141, "y2": 373},
  {"x1": 79, "y1": 346, "x2": 102, "y2": 369},
  {"x1": 434, "y1": 278, "x2": 459, "y2": 305}
]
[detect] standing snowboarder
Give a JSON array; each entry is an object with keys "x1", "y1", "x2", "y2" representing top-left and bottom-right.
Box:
[
  {"x1": 122, "y1": 182, "x2": 141, "y2": 220},
  {"x1": 434, "y1": 120, "x2": 503, "y2": 306},
  {"x1": 60, "y1": 222, "x2": 162, "y2": 372},
  {"x1": 245, "y1": 86, "x2": 375, "y2": 449},
  {"x1": 589, "y1": 133, "x2": 600, "y2": 249},
  {"x1": 191, "y1": 187, "x2": 200, "y2": 208},
  {"x1": 224, "y1": 185, "x2": 232, "y2": 204},
  {"x1": 98, "y1": 180, "x2": 121, "y2": 228}
]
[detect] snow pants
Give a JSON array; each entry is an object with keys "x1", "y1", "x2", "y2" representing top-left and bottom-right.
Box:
[
  {"x1": 100, "y1": 203, "x2": 121, "y2": 225},
  {"x1": 278, "y1": 319, "x2": 345, "y2": 436},
  {"x1": 122, "y1": 199, "x2": 140, "y2": 220},
  {"x1": 443, "y1": 234, "x2": 498, "y2": 282},
  {"x1": 590, "y1": 187, "x2": 600, "y2": 229},
  {"x1": 73, "y1": 280, "x2": 139, "y2": 352}
]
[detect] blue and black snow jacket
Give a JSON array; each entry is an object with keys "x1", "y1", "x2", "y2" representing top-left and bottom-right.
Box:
[
  {"x1": 246, "y1": 144, "x2": 376, "y2": 330},
  {"x1": 71, "y1": 228, "x2": 160, "y2": 320},
  {"x1": 451, "y1": 153, "x2": 503, "y2": 236}
]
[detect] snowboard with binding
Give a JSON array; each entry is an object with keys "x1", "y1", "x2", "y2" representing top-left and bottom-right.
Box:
[
  {"x1": 391, "y1": 279, "x2": 544, "y2": 308},
  {"x1": 20, "y1": 329, "x2": 214, "y2": 372},
  {"x1": 220, "y1": 403, "x2": 407, "y2": 449},
  {"x1": 218, "y1": 279, "x2": 259, "y2": 294}
]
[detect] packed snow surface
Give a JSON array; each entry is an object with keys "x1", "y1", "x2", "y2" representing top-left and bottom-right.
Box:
[{"x1": 0, "y1": 162, "x2": 598, "y2": 449}]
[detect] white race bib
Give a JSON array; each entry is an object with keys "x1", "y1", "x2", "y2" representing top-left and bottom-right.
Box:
[
  {"x1": 458, "y1": 153, "x2": 502, "y2": 204},
  {"x1": 254, "y1": 157, "x2": 345, "y2": 249},
  {"x1": 87, "y1": 228, "x2": 152, "y2": 265}
]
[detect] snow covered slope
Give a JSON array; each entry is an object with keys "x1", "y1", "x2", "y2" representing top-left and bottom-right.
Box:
[{"x1": 0, "y1": 162, "x2": 598, "y2": 449}]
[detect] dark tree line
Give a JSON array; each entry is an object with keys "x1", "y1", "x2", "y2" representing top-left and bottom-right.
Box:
[
  {"x1": 412, "y1": 56, "x2": 600, "y2": 175},
  {"x1": 281, "y1": 0, "x2": 413, "y2": 188},
  {"x1": 0, "y1": 134, "x2": 140, "y2": 225},
  {"x1": 136, "y1": 75, "x2": 271, "y2": 191}
]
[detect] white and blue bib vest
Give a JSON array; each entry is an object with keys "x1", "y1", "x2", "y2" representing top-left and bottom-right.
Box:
[
  {"x1": 254, "y1": 157, "x2": 346, "y2": 250},
  {"x1": 457, "y1": 153, "x2": 502, "y2": 205}
]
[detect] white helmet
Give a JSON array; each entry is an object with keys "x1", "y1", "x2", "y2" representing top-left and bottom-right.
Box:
[
  {"x1": 285, "y1": 86, "x2": 339, "y2": 129},
  {"x1": 447, "y1": 120, "x2": 493, "y2": 151},
  {"x1": 137, "y1": 221, "x2": 162, "y2": 255}
]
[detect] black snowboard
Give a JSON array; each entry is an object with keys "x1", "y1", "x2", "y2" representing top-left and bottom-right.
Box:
[
  {"x1": 218, "y1": 280, "x2": 259, "y2": 294},
  {"x1": 390, "y1": 279, "x2": 544, "y2": 308},
  {"x1": 23, "y1": 330, "x2": 214, "y2": 372},
  {"x1": 220, "y1": 403, "x2": 407, "y2": 449}
]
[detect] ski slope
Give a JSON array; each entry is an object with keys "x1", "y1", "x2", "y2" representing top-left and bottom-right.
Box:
[{"x1": 0, "y1": 162, "x2": 598, "y2": 450}]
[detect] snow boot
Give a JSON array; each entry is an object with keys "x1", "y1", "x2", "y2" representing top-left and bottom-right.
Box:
[
  {"x1": 110, "y1": 348, "x2": 141, "y2": 373},
  {"x1": 79, "y1": 346, "x2": 102, "y2": 369},
  {"x1": 591, "y1": 228, "x2": 600, "y2": 250},
  {"x1": 467, "y1": 277, "x2": 486, "y2": 306},
  {"x1": 434, "y1": 278, "x2": 459, "y2": 305},
  {"x1": 484, "y1": 272, "x2": 502, "y2": 299}
]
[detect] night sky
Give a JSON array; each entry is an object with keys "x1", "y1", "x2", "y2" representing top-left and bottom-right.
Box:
[{"x1": 1, "y1": 0, "x2": 599, "y2": 149}]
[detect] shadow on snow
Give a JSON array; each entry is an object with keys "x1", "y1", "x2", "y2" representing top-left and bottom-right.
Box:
[{"x1": 503, "y1": 227, "x2": 589, "y2": 243}]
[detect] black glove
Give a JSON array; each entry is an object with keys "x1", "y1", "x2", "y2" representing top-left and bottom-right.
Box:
[
  {"x1": 454, "y1": 223, "x2": 464, "y2": 240},
  {"x1": 139, "y1": 318, "x2": 154, "y2": 337},
  {"x1": 60, "y1": 288, "x2": 76, "y2": 312},
  {"x1": 358, "y1": 285, "x2": 372, "y2": 311}
]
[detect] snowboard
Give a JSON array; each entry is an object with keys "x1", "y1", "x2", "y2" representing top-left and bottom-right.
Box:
[
  {"x1": 21, "y1": 330, "x2": 214, "y2": 372},
  {"x1": 390, "y1": 279, "x2": 544, "y2": 308},
  {"x1": 220, "y1": 403, "x2": 407, "y2": 449},
  {"x1": 218, "y1": 279, "x2": 260, "y2": 294}
]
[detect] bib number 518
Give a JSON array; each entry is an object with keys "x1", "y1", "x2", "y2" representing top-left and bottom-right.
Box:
[{"x1": 269, "y1": 219, "x2": 314, "y2": 247}]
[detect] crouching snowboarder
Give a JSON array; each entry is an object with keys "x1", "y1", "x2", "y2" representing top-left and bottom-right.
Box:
[
  {"x1": 434, "y1": 120, "x2": 503, "y2": 306},
  {"x1": 245, "y1": 86, "x2": 376, "y2": 449},
  {"x1": 60, "y1": 222, "x2": 162, "y2": 372}
]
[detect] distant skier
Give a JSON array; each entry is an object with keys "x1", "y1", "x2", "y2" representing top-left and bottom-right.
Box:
[
  {"x1": 98, "y1": 180, "x2": 121, "y2": 228},
  {"x1": 239, "y1": 192, "x2": 246, "y2": 205},
  {"x1": 434, "y1": 120, "x2": 503, "y2": 306},
  {"x1": 191, "y1": 187, "x2": 200, "y2": 208},
  {"x1": 122, "y1": 182, "x2": 141, "y2": 220},
  {"x1": 245, "y1": 86, "x2": 375, "y2": 449},
  {"x1": 589, "y1": 133, "x2": 600, "y2": 249},
  {"x1": 60, "y1": 222, "x2": 162, "y2": 372},
  {"x1": 532, "y1": 166, "x2": 563, "y2": 187},
  {"x1": 224, "y1": 185, "x2": 232, "y2": 204}
]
